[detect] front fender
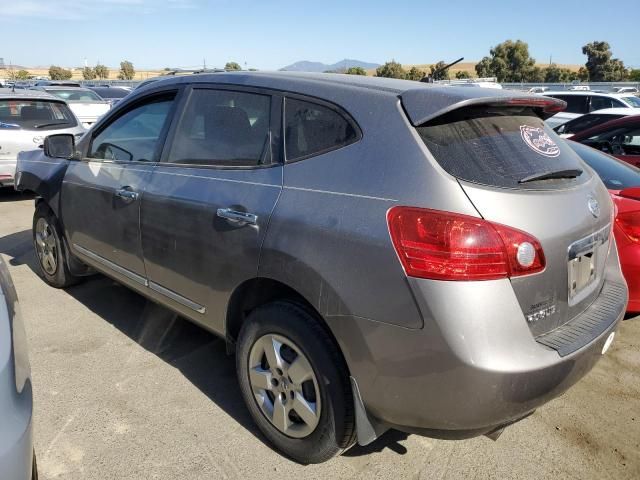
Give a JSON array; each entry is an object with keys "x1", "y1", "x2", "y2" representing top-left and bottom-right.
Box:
[{"x1": 15, "y1": 150, "x2": 70, "y2": 219}]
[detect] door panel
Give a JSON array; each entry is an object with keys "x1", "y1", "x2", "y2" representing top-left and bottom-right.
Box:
[
  {"x1": 62, "y1": 161, "x2": 153, "y2": 279},
  {"x1": 140, "y1": 86, "x2": 282, "y2": 334},
  {"x1": 61, "y1": 92, "x2": 177, "y2": 282},
  {"x1": 141, "y1": 165, "x2": 282, "y2": 332}
]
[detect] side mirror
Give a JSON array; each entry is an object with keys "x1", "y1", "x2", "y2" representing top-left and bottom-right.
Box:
[{"x1": 44, "y1": 134, "x2": 75, "y2": 159}]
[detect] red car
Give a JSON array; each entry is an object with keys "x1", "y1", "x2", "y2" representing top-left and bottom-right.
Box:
[
  {"x1": 570, "y1": 114, "x2": 640, "y2": 168},
  {"x1": 569, "y1": 141, "x2": 640, "y2": 312}
]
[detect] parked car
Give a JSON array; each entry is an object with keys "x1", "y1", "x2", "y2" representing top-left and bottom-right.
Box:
[
  {"x1": 15, "y1": 73, "x2": 627, "y2": 464},
  {"x1": 569, "y1": 141, "x2": 640, "y2": 313},
  {"x1": 87, "y1": 86, "x2": 130, "y2": 107},
  {"x1": 33, "y1": 81, "x2": 81, "y2": 87},
  {"x1": 569, "y1": 114, "x2": 640, "y2": 168},
  {"x1": 542, "y1": 91, "x2": 640, "y2": 129},
  {"x1": 612, "y1": 87, "x2": 639, "y2": 94},
  {"x1": 0, "y1": 89, "x2": 85, "y2": 187},
  {"x1": 0, "y1": 256, "x2": 36, "y2": 479},
  {"x1": 29, "y1": 86, "x2": 110, "y2": 129},
  {"x1": 554, "y1": 108, "x2": 632, "y2": 137}
]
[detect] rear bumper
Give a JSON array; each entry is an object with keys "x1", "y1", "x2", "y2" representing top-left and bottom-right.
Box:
[{"x1": 330, "y1": 271, "x2": 626, "y2": 438}]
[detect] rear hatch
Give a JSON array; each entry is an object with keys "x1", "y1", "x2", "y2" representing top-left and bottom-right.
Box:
[{"x1": 402, "y1": 89, "x2": 613, "y2": 336}]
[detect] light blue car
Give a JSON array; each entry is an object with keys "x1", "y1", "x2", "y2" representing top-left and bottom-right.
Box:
[{"x1": 0, "y1": 257, "x2": 36, "y2": 479}]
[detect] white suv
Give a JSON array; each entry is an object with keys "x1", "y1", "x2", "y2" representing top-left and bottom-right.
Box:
[{"x1": 542, "y1": 91, "x2": 640, "y2": 128}]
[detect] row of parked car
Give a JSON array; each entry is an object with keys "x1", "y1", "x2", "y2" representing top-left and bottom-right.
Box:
[{"x1": 0, "y1": 72, "x2": 638, "y2": 474}]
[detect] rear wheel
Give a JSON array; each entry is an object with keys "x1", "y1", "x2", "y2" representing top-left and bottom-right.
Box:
[
  {"x1": 32, "y1": 203, "x2": 80, "y2": 288},
  {"x1": 236, "y1": 301, "x2": 355, "y2": 464}
]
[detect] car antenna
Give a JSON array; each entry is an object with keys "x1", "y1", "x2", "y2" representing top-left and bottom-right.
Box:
[{"x1": 420, "y1": 57, "x2": 464, "y2": 83}]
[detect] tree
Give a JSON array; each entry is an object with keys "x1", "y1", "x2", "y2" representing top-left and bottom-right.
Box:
[
  {"x1": 429, "y1": 61, "x2": 450, "y2": 80},
  {"x1": 582, "y1": 41, "x2": 627, "y2": 82},
  {"x1": 577, "y1": 66, "x2": 590, "y2": 82},
  {"x1": 82, "y1": 67, "x2": 96, "y2": 80},
  {"x1": 375, "y1": 60, "x2": 406, "y2": 79},
  {"x1": 9, "y1": 69, "x2": 31, "y2": 80},
  {"x1": 629, "y1": 69, "x2": 640, "y2": 81},
  {"x1": 225, "y1": 61, "x2": 242, "y2": 71},
  {"x1": 474, "y1": 40, "x2": 537, "y2": 82},
  {"x1": 528, "y1": 66, "x2": 545, "y2": 83},
  {"x1": 94, "y1": 64, "x2": 109, "y2": 79},
  {"x1": 455, "y1": 70, "x2": 471, "y2": 79},
  {"x1": 49, "y1": 65, "x2": 73, "y2": 80},
  {"x1": 405, "y1": 66, "x2": 424, "y2": 81},
  {"x1": 345, "y1": 66, "x2": 367, "y2": 76},
  {"x1": 118, "y1": 60, "x2": 135, "y2": 80},
  {"x1": 544, "y1": 63, "x2": 574, "y2": 83}
]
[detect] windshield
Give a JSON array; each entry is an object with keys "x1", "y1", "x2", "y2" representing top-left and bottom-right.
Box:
[
  {"x1": 622, "y1": 96, "x2": 640, "y2": 108},
  {"x1": 45, "y1": 89, "x2": 103, "y2": 102},
  {"x1": 416, "y1": 106, "x2": 587, "y2": 189},
  {"x1": 568, "y1": 141, "x2": 640, "y2": 190},
  {"x1": 0, "y1": 99, "x2": 77, "y2": 130}
]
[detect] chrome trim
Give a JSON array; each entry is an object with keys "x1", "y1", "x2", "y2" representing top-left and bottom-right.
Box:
[
  {"x1": 148, "y1": 281, "x2": 206, "y2": 314},
  {"x1": 567, "y1": 223, "x2": 611, "y2": 261},
  {"x1": 73, "y1": 244, "x2": 148, "y2": 286}
]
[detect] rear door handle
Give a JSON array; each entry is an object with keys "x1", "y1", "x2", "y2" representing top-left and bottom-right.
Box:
[
  {"x1": 115, "y1": 187, "x2": 139, "y2": 202},
  {"x1": 217, "y1": 208, "x2": 258, "y2": 225}
]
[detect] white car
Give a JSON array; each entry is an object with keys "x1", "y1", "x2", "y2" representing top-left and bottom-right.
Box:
[
  {"x1": 612, "y1": 86, "x2": 639, "y2": 94},
  {"x1": 0, "y1": 89, "x2": 85, "y2": 187},
  {"x1": 542, "y1": 91, "x2": 640, "y2": 129},
  {"x1": 30, "y1": 86, "x2": 110, "y2": 129},
  {"x1": 553, "y1": 108, "x2": 636, "y2": 137}
]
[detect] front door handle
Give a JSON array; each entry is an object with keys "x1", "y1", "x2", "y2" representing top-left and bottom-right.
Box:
[
  {"x1": 115, "y1": 187, "x2": 139, "y2": 202},
  {"x1": 217, "y1": 208, "x2": 258, "y2": 225}
]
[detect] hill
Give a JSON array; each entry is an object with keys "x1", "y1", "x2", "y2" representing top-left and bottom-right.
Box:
[{"x1": 280, "y1": 59, "x2": 380, "y2": 72}]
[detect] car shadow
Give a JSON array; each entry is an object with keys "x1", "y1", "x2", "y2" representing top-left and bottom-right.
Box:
[
  {"x1": 0, "y1": 228, "x2": 410, "y2": 462},
  {"x1": 0, "y1": 188, "x2": 34, "y2": 203}
]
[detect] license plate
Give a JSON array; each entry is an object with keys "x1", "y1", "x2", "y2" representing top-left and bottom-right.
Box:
[{"x1": 568, "y1": 249, "x2": 596, "y2": 298}]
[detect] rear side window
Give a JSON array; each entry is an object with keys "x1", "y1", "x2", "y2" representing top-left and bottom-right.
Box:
[
  {"x1": 550, "y1": 95, "x2": 589, "y2": 114},
  {"x1": 0, "y1": 100, "x2": 77, "y2": 130},
  {"x1": 590, "y1": 96, "x2": 617, "y2": 111},
  {"x1": 285, "y1": 98, "x2": 358, "y2": 161},
  {"x1": 168, "y1": 89, "x2": 271, "y2": 166},
  {"x1": 569, "y1": 142, "x2": 640, "y2": 190},
  {"x1": 417, "y1": 106, "x2": 587, "y2": 189}
]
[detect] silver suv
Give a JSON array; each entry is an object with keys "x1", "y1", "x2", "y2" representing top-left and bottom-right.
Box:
[
  {"x1": 0, "y1": 89, "x2": 84, "y2": 187},
  {"x1": 16, "y1": 73, "x2": 627, "y2": 463}
]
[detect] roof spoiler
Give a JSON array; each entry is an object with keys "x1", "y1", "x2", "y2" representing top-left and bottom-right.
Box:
[{"x1": 400, "y1": 87, "x2": 567, "y2": 126}]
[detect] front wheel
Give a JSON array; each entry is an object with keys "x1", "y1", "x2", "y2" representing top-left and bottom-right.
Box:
[
  {"x1": 236, "y1": 301, "x2": 356, "y2": 464},
  {"x1": 32, "y1": 203, "x2": 80, "y2": 288}
]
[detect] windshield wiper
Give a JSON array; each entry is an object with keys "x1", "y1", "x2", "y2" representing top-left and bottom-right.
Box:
[
  {"x1": 33, "y1": 121, "x2": 70, "y2": 129},
  {"x1": 518, "y1": 168, "x2": 583, "y2": 184}
]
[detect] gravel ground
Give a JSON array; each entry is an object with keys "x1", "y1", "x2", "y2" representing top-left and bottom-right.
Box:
[{"x1": 1, "y1": 189, "x2": 638, "y2": 480}]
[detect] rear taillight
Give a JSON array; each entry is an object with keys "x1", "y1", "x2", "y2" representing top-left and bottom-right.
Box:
[
  {"x1": 616, "y1": 210, "x2": 640, "y2": 243},
  {"x1": 387, "y1": 207, "x2": 545, "y2": 281}
]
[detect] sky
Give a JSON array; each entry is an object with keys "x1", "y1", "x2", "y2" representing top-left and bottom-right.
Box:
[{"x1": 1, "y1": 0, "x2": 638, "y2": 71}]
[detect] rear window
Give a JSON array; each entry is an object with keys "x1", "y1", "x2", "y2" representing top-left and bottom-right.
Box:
[
  {"x1": 549, "y1": 95, "x2": 589, "y2": 114},
  {"x1": 285, "y1": 98, "x2": 358, "y2": 161},
  {"x1": 569, "y1": 141, "x2": 640, "y2": 190},
  {"x1": 46, "y1": 89, "x2": 103, "y2": 102},
  {"x1": 417, "y1": 106, "x2": 587, "y2": 189},
  {"x1": 0, "y1": 99, "x2": 77, "y2": 130}
]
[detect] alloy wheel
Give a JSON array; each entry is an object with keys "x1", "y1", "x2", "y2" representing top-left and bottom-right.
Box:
[
  {"x1": 248, "y1": 333, "x2": 322, "y2": 438},
  {"x1": 35, "y1": 217, "x2": 58, "y2": 275}
]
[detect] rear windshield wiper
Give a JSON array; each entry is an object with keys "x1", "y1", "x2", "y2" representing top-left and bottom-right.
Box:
[
  {"x1": 518, "y1": 168, "x2": 583, "y2": 184},
  {"x1": 33, "y1": 121, "x2": 70, "y2": 129}
]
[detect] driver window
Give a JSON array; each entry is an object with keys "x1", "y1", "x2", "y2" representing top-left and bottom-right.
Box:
[{"x1": 88, "y1": 95, "x2": 175, "y2": 162}]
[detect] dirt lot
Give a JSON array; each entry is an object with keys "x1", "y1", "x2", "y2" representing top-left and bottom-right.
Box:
[{"x1": 1, "y1": 190, "x2": 638, "y2": 480}]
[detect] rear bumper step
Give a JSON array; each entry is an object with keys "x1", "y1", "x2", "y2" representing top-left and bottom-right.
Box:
[{"x1": 536, "y1": 281, "x2": 627, "y2": 357}]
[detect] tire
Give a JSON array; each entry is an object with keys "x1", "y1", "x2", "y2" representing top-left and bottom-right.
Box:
[
  {"x1": 32, "y1": 451, "x2": 38, "y2": 480},
  {"x1": 236, "y1": 301, "x2": 356, "y2": 464},
  {"x1": 32, "y1": 203, "x2": 81, "y2": 288}
]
